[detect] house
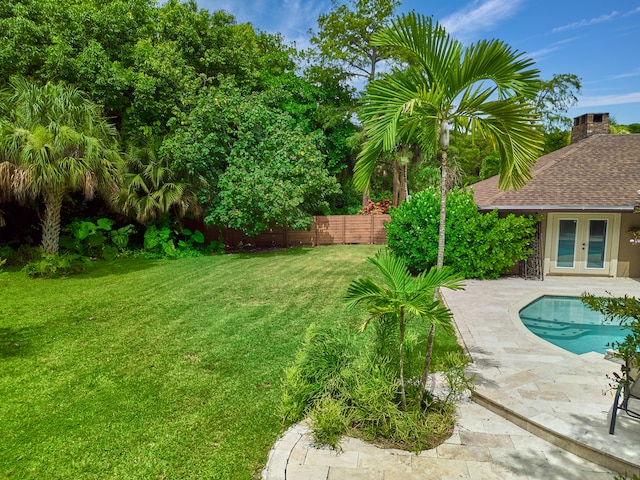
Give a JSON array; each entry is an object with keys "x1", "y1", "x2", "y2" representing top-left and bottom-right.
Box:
[{"x1": 472, "y1": 113, "x2": 640, "y2": 278}]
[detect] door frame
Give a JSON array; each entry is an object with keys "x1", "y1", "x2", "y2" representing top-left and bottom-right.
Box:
[{"x1": 544, "y1": 212, "x2": 621, "y2": 276}]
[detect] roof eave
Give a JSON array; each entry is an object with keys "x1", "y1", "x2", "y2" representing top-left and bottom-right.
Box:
[{"x1": 476, "y1": 205, "x2": 638, "y2": 212}]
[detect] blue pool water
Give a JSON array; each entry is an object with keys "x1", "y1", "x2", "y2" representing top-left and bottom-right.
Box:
[{"x1": 518, "y1": 295, "x2": 632, "y2": 355}]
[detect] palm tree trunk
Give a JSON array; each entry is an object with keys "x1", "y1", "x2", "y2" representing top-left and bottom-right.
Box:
[
  {"x1": 403, "y1": 163, "x2": 409, "y2": 202},
  {"x1": 417, "y1": 323, "x2": 436, "y2": 407},
  {"x1": 437, "y1": 149, "x2": 448, "y2": 269},
  {"x1": 393, "y1": 160, "x2": 400, "y2": 207},
  {"x1": 398, "y1": 308, "x2": 407, "y2": 411},
  {"x1": 41, "y1": 189, "x2": 64, "y2": 254}
]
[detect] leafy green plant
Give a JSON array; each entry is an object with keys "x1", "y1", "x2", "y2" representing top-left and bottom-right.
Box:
[
  {"x1": 0, "y1": 257, "x2": 7, "y2": 284},
  {"x1": 143, "y1": 224, "x2": 212, "y2": 259},
  {"x1": 308, "y1": 396, "x2": 352, "y2": 449},
  {"x1": 60, "y1": 218, "x2": 135, "y2": 260},
  {"x1": 0, "y1": 244, "x2": 41, "y2": 266},
  {"x1": 346, "y1": 248, "x2": 464, "y2": 410},
  {"x1": 281, "y1": 321, "x2": 464, "y2": 452},
  {"x1": 386, "y1": 187, "x2": 538, "y2": 278},
  {"x1": 440, "y1": 352, "x2": 475, "y2": 404},
  {"x1": 582, "y1": 294, "x2": 640, "y2": 391},
  {"x1": 22, "y1": 253, "x2": 90, "y2": 278},
  {"x1": 279, "y1": 323, "x2": 356, "y2": 424}
]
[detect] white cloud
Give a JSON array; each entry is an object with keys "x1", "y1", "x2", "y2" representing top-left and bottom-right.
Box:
[
  {"x1": 552, "y1": 11, "x2": 618, "y2": 33},
  {"x1": 441, "y1": 0, "x2": 524, "y2": 42},
  {"x1": 608, "y1": 68, "x2": 640, "y2": 81},
  {"x1": 527, "y1": 37, "x2": 579, "y2": 62},
  {"x1": 578, "y1": 92, "x2": 640, "y2": 108},
  {"x1": 623, "y1": 6, "x2": 640, "y2": 17}
]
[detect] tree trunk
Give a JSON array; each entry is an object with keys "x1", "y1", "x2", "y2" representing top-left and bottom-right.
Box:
[
  {"x1": 362, "y1": 192, "x2": 370, "y2": 208},
  {"x1": 437, "y1": 149, "x2": 448, "y2": 269},
  {"x1": 392, "y1": 160, "x2": 400, "y2": 207},
  {"x1": 403, "y1": 163, "x2": 409, "y2": 201},
  {"x1": 398, "y1": 308, "x2": 407, "y2": 411},
  {"x1": 41, "y1": 189, "x2": 64, "y2": 254},
  {"x1": 417, "y1": 323, "x2": 436, "y2": 407}
]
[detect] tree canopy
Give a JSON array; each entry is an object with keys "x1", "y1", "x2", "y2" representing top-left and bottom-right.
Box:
[{"x1": 161, "y1": 81, "x2": 340, "y2": 235}]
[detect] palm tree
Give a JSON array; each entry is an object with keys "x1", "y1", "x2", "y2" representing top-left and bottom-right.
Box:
[
  {"x1": 115, "y1": 136, "x2": 200, "y2": 225},
  {"x1": 0, "y1": 78, "x2": 122, "y2": 254},
  {"x1": 345, "y1": 248, "x2": 464, "y2": 410},
  {"x1": 354, "y1": 13, "x2": 543, "y2": 268}
]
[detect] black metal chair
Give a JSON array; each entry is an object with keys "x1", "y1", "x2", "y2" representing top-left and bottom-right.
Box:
[{"x1": 609, "y1": 362, "x2": 640, "y2": 435}]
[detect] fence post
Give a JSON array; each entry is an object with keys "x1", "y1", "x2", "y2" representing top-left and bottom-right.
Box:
[
  {"x1": 370, "y1": 215, "x2": 374, "y2": 244},
  {"x1": 342, "y1": 215, "x2": 346, "y2": 245},
  {"x1": 313, "y1": 216, "x2": 318, "y2": 247}
]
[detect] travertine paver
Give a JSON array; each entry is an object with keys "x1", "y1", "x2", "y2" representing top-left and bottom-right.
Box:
[
  {"x1": 262, "y1": 276, "x2": 640, "y2": 480},
  {"x1": 262, "y1": 400, "x2": 620, "y2": 480}
]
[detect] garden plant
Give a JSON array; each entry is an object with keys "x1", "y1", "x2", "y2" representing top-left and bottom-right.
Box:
[{"x1": 280, "y1": 248, "x2": 473, "y2": 451}]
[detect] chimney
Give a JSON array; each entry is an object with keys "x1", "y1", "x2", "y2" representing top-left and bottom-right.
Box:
[{"x1": 571, "y1": 113, "x2": 610, "y2": 144}]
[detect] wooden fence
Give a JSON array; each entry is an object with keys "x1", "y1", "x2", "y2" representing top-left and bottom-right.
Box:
[{"x1": 185, "y1": 215, "x2": 390, "y2": 248}]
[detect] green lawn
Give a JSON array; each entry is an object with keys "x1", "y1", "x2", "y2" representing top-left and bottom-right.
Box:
[
  {"x1": 0, "y1": 245, "x2": 461, "y2": 479},
  {"x1": 0, "y1": 245, "x2": 384, "y2": 479}
]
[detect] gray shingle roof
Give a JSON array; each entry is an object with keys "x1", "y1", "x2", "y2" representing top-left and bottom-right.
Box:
[{"x1": 472, "y1": 134, "x2": 640, "y2": 211}]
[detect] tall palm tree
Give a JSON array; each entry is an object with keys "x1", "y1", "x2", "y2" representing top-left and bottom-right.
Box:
[
  {"x1": 115, "y1": 136, "x2": 200, "y2": 225},
  {"x1": 354, "y1": 13, "x2": 543, "y2": 268},
  {"x1": 345, "y1": 248, "x2": 464, "y2": 410},
  {"x1": 0, "y1": 78, "x2": 122, "y2": 254}
]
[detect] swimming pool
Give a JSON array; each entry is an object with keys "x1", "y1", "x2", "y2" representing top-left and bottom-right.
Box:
[{"x1": 518, "y1": 295, "x2": 632, "y2": 355}]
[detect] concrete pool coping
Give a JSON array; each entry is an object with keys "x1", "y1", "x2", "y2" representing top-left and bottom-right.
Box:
[{"x1": 441, "y1": 275, "x2": 640, "y2": 475}]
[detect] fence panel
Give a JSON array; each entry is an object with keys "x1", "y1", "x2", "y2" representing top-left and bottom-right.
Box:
[{"x1": 185, "y1": 215, "x2": 390, "y2": 248}]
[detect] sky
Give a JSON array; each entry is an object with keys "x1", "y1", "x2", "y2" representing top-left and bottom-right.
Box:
[{"x1": 196, "y1": 0, "x2": 640, "y2": 125}]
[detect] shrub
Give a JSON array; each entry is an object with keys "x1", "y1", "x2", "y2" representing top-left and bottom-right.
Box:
[
  {"x1": 0, "y1": 244, "x2": 41, "y2": 266},
  {"x1": 22, "y1": 253, "x2": 90, "y2": 278},
  {"x1": 142, "y1": 224, "x2": 222, "y2": 259},
  {"x1": 386, "y1": 187, "x2": 538, "y2": 278},
  {"x1": 59, "y1": 218, "x2": 136, "y2": 260},
  {"x1": 280, "y1": 321, "x2": 469, "y2": 451}
]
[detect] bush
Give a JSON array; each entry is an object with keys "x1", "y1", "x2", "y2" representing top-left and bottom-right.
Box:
[
  {"x1": 0, "y1": 244, "x2": 41, "y2": 266},
  {"x1": 386, "y1": 188, "x2": 538, "y2": 279},
  {"x1": 59, "y1": 218, "x2": 136, "y2": 260},
  {"x1": 280, "y1": 321, "x2": 468, "y2": 451},
  {"x1": 22, "y1": 253, "x2": 90, "y2": 278}
]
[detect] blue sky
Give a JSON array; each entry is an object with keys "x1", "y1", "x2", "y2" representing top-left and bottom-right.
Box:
[{"x1": 196, "y1": 0, "x2": 640, "y2": 124}]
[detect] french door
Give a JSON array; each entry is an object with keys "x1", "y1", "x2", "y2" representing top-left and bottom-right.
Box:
[{"x1": 547, "y1": 213, "x2": 619, "y2": 275}]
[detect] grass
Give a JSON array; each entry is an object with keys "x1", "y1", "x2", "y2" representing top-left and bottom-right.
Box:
[{"x1": 0, "y1": 245, "x2": 461, "y2": 479}]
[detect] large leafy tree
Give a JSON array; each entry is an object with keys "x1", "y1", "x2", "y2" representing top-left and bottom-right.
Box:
[
  {"x1": 0, "y1": 0, "x2": 296, "y2": 142},
  {"x1": 0, "y1": 78, "x2": 122, "y2": 254},
  {"x1": 346, "y1": 249, "x2": 464, "y2": 410},
  {"x1": 355, "y1": 13, "x2": 543, "y2": 268},
  {"x1": 308, "y1": 0, "x2": 400, "y2": 83},
  {"x1": 307, "y1": 0, "x2": 401, "y2": 206},
  {"x1": 162, "y1": 81, "x2": 340, "y2": 235},
  {"x1": 535, "y1": 73, "x2": 581, "y2": 153}
]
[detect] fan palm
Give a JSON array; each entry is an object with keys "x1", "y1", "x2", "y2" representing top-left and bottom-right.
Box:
[
  {"x1": 116, "y1": 137, "x2": 199, "y2": 225},
  {"x1": 0, "y1": 78, "x2": 122, "y2": 254},
  {"x1": 355, "y1": 13, "x2": 543, "y2": 268},
  {"x1": 346, "y1": 248, "x2": 464, "y2": 410}
]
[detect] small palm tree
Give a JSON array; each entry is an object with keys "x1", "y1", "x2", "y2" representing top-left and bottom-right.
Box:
[
  {"x1": 115, "y1": 136, "x2": 200, "y2": 224},
  {"x1": 345, "y1": 248, "x2": 464, "y2": 410},
  {"x1": 355, "y1": 13, "x2": 543, "y2": 268},
  {"x1": 0, "y1": 78, "x2": 122, "y2": 254}
]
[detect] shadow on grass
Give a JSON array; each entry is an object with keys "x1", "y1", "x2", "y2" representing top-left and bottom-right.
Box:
[
  {"x1": 0, "y1": 326, "x2": 40, "y2": 358},
  {"x1": 79, "y1": 257, "x2": 165, "y2": 279},
  {"x1": 230, "y1": 246, "x2": 312, "y2": 260}
]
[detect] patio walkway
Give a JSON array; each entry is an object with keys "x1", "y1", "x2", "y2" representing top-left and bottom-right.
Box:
[{"x1": 262, "y1": 276, "x2": 640, "y2": 479}]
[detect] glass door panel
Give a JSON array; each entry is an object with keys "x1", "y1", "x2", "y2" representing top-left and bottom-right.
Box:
[
  {"x1": 586, "y1": 219, "x2": 607, "y2": 269},
  {"x1": 557, "y1": 219, "x2": 577, "y2": 268}
]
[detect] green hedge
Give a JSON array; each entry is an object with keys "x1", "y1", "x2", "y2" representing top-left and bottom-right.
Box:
[{"x1": 386, "y1": 188, "x2": 538, "y2": 279}]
